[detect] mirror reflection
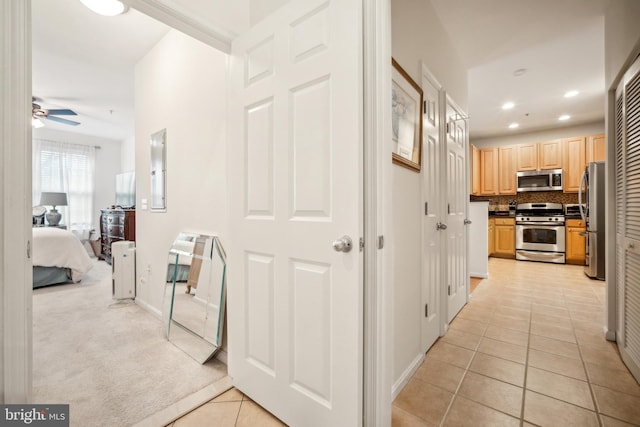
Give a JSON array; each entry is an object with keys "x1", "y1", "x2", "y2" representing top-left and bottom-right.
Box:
[{"x1": 163, "y1": 232, "x2": 226, "y2": 363}]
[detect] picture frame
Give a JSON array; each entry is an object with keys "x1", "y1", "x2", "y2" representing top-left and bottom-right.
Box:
[{"x1": 391, "y1": 58, "x2": 423, "y2": 172}]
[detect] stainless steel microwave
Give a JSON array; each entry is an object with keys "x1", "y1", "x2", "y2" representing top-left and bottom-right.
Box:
[{"x1": 516, "y1": 169, "x2": 563, "y2": 192}]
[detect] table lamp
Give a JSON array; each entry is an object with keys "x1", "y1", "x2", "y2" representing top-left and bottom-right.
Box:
[{"x1": 40, "y1": 192, "x2": 68, "y2": 226}]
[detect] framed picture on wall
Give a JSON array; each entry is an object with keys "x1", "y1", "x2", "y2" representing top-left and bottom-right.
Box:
[{"x1": 391, "y1": 58, "x2": 423, "y2": 172}]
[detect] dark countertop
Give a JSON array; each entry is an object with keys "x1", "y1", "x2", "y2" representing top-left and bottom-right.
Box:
[{"x1": 489, "y1": 211, "x2": 515, "y2": 217}]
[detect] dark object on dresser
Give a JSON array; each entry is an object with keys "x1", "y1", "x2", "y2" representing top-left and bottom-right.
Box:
[{"x1": 100, "y1": 208, "x2": 135, "y2": 264}]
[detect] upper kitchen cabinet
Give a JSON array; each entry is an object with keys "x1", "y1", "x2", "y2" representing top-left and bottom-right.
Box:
[
  {"x1": 498, "y1": 146, "x2": 517, "y2": 195},
  {"x1": 538, "y1": 139, "x2": 563, "y2": 169},
  {"x1": 563, "y1": 136, "x2": 586, "y2": 193},
  {"x1": 471, "y1": 144, "x2": 480, "y2": 195},
  {"x1": 516, "y1": 140, "x2": 563, "y2": 171},
  {"x1": 480, "y1": 147, "x2": 498, "y2": 195},
  {"x1": 586, "y1": 133, "x2": 606, "y2": 163}
]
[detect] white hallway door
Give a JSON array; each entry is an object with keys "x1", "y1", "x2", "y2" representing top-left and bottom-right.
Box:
[
  {"x1": 227, "y1": 0, "x2": 364, "y2": 426},
  {"x1": 421, "y1": 66, "x2": 443, "y2": 351},
  {"x1": 445, "y1": 97, "x2": 469, "y2": 323}
]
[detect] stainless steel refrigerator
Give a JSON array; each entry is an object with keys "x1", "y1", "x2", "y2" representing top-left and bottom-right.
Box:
[{"x1": 579, "y1": 161, "x2": 605, "y2": 280}]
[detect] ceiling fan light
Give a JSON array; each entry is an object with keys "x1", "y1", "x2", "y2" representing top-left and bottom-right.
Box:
[
  {"x1": 79, "y1": 0, "x2": 128, "y2": 16},
  {"x1": 32, "y1": 117, "x2": 45, "y2": 128}
]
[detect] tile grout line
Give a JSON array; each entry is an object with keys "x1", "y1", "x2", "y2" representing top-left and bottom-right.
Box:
[
  {"x1": 566, "y1": 293, "x2": 604, "y2": 427},
  {"x1": 437, "y1": 313, "x2": 491, "y2": 427},
  {"x1": 519, "y1": 299, "x2": 533, "y2": 427}
]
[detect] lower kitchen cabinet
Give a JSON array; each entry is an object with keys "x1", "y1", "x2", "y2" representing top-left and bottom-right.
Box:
[
  {"x1": 488, "y1": 218, "x2": 495, "y2": 256},
  {"x1": 493, "y1": 217, "x2": 516, "y2": 258},
  {"x1": 566, "y1": 218, "x2": 586, "y2": 265}
]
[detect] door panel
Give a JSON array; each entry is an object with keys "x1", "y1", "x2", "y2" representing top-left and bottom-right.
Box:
[
  {"x1": 421, "y1": 69, "x2": 441, "y2": 351},
  {"x1": 445, "y1": 98, "x2": 468, "y2": 323},
  {"x1": 228, "y1": 0, "x2": 363, "y2": 425}
]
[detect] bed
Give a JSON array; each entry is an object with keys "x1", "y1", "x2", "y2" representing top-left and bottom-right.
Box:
[{"x1": 32, "y1": 227, "x2": 94, "y2": 288}]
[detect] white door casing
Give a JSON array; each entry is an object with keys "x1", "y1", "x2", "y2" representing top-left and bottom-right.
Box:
[
  {"x1": 227, "y1": 0, "x2": 363, "y2": 425},
  {"x1": 445, "y1": 96, "x2": 469, "y2": 323},
  {"x1": 421, "y1": 64, "x2": 442, "y2": 350}
]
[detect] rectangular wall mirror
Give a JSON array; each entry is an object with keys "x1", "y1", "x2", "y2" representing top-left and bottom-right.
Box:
[
  {"x1": 162, "y1": 232, "x2": 227, "y2": 363},
  {"x1": 150, "y1": 128, "x2": 166, "y2": 211}
]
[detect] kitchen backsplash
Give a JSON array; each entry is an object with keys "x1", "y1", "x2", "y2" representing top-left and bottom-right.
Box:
[{"x1": 470, "y1": 192, "x2": 579, "y2": 211}]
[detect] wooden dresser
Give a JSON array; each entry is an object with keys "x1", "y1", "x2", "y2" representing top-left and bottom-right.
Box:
[{"x1": 100, "y1": 208, "x2": 135, "y2": 264}]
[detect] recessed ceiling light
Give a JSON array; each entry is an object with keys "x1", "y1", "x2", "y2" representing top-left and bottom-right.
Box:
[
  {"x1": 79, "y1": 0, "x2": 128, "y2": 16},
  {"x1": 502, "y1": 102, "x2": 515, "y2": 110},
  {"x1": 559, "y1": 115, "x2": 571, "y2": 121},
  {"x1": 513, "y1": 68, "x2": 527, "y2": 77},
  {"x1": 509, "y1": 123, "x2": 519, "y2": 129},
  {"x1": 564, "y1": 90, "x2": 579, "y2": 98}
]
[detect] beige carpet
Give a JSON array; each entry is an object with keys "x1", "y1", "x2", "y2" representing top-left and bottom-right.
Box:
[{"x1": 32, "y1": 259, "x2": 228, "y2": 427}]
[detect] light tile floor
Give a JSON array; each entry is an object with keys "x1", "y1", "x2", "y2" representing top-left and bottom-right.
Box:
[
  {"x1": 169, "y1": 258, "x2": 640, "y2": 426},
  {"x1": 393, "y1": 258, "x2": 640, "y2": 427}
]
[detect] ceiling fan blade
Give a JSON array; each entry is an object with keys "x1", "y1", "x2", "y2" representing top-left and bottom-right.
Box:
[
  {"x1": 46, "y1": 108, "x2": 77, "y2": 116},
  {"x1": 45, "y1": 115, "x2": 80, "y2": 126}
]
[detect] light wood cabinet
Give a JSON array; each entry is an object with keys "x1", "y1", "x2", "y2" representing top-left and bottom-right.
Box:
[
  {"x1": 563, "y1": 136, "x2": 586, "y2": 193},
  {"x1": 488, "y1": 218, "x2": 495, "y2": 256},
  {"x1": 587, "y1": 133, "x2": 606, "y2": 163},
  {"x1": 538, "y1": 139, "x2": 563, "y2": 169},
  {"x1": 516, "y1": 143, "x2": 538, "y2": 171},
  {"x1": 498, "y1": 146, "x2": 517, "y2": 195},
  {"x1": 493, "y1": 217, "x2": 515, "y2": 258},
  {"x1": 480, "y1": 148, "x2": 498, "y2": 195},
  {"x1": 566, "y1": 218, "x2": 586, "y2": 265},
  {"x1": 516, "y1": 140, "x2": 563, "y2": 171},
  {"x1": 471, "y1": 144, "x2": 480, "y2": 195}
]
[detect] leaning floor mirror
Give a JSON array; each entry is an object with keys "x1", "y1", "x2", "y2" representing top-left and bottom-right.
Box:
[{"x1": 162, "y1": 232, "x2": 226, "y2": 363}]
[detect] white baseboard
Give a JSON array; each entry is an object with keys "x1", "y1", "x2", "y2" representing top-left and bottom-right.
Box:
[
  {"x1": 470, "y1": 272, "x2": 488, "y2": 279},
  {"x1": 135, "y1": 297, "x2": 162, "y2": 319},
  {"x1": 391, "y1": 352, "x2": 425, "y2": 400},
  {"x1": 604, "y1": 325, "x2": 616, "y2": 342},
  {"x1": 215, "y1": 348, "x2": 228, "y2": 365}
]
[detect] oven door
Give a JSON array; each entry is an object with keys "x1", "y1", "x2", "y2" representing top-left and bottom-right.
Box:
[{"x1": 516, "y1": 223, "x2": 566, "y2": 252}]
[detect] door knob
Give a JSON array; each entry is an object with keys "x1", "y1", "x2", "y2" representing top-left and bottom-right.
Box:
[
  {"x1": 464, "y1": 219, "x2": 472, "y2": 225},
  {"x1": 436, "y1": 222, "x2": 448, "y2": 230},
  {"x1": 333, "y1": 235, "x2": 353, "y2": 253}
]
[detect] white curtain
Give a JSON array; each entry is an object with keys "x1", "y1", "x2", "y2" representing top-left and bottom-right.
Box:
[{"x1": 32, "y1": 139, "x2": 96, "y2": 232}]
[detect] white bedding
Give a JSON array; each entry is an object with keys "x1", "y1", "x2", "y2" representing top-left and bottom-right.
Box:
[{"x1": 32, "y1": 227, "x2": 94, "y2": 282}]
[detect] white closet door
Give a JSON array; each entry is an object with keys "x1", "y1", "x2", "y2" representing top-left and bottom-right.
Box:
[
  {"x1": 421, "y1": 65, "x2": 442, "y2": 350},
  {"x1": 616, "y1": 55, "x2": 640, "y2": 382},
  {"x1": 445, "y1": 96, "x2": 469, "y2": 323}
]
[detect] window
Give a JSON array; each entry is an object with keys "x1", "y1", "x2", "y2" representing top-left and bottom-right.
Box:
[{"x1": 33, "y1": 139, "x2": 96, "y2": 230}]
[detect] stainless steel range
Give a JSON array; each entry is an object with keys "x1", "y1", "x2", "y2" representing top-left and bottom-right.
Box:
[{"x1": 515, "y1": 202, "x2": 566, "y2": 264}]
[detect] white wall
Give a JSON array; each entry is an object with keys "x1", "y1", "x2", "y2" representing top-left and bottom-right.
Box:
[
  {"x1": 249, "y1": 0, "x2": 289, "y2": 26},
  {"x1": 134, "y1": 30, "x2": 228, "y2": 315},
  {"x1": 171, "y1": 0, "x2": 249, "y2": 35},
  {"x1": 390, "y1": 0, "x2": 468, "y2": 387},
  {"x1": 471, "y1": 120, "x2": 605, "y2": 149},
  {"x1": 32, "y1": 127, "x2": 122, "y2": 231},
  {"x1": 120, "y1": 135, "x2": 135, "y2": 172},
  {"x1": 605, "y1": 1, "x2": 640, "y2": 88}
]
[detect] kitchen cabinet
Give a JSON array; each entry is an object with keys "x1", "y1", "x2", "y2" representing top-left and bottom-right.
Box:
[
  {"x1": 587, "y1": 133, "x2": 606, "y2": 163},
  {"x1": 516, "y1": 140, "x2": 563, "y2": 171},
  {"x1": 488, "y1": 218, "x2": 495, "y2": 256},
  {"x1": 563, "y1": 136, "x2": 586, "y2": 193},
  {"x1": 538, "y1": 139, "x2": 563, "y2": 169},
  {"x1": 498, "y1": 146, "x2": 517, "y2": 195},
  {"x1": 566, "y1": 218, "x2": 586, "y2": 265},
  {"x1": 480, "y1": 148, "x2": 498, "y2": 195},
  {"x1": 471, "y1": 144, "x2": 480, "y2": 195},
  {"x1": 493, "y1": 217, "x2": 515, "y2": 258}
]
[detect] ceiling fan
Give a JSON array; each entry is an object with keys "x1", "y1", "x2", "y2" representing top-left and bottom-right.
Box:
[{"x1": 32, "y1": 97, "x2": 80, "y2": 127}]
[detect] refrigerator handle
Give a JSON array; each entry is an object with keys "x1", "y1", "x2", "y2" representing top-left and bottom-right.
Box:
[{"x1": 578, "y1": 170, "x2": 587, "y2": 222}]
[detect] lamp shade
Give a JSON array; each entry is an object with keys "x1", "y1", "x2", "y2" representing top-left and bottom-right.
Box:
[{"x1": 40, "y1": 192, "x2": 68, "y2": 208}]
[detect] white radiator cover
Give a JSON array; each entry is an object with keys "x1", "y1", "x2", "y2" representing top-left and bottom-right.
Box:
[{"x1": 112, "y1": 241, "x2": 136, "y2": 299}]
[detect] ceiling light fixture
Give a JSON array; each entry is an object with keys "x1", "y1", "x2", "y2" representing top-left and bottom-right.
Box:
[
  {"x1": 79, "y1": 0, "x2": 128, "y2": 16},
  {"x1": 32, "y1": 117, "x2": 44, "y2": 128},
  {"x1": 509, "y1": 123, "x2": 519, "y2": 129},
  {"x1": 564, "y1": 90, "x2": 579, "y2": 98},
  {"x1": 502, "y1": 102, "x2": 515, "y2": 110},
  {"x1": 559, "y1": 115, "x2": 571, "y2": 121}
]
